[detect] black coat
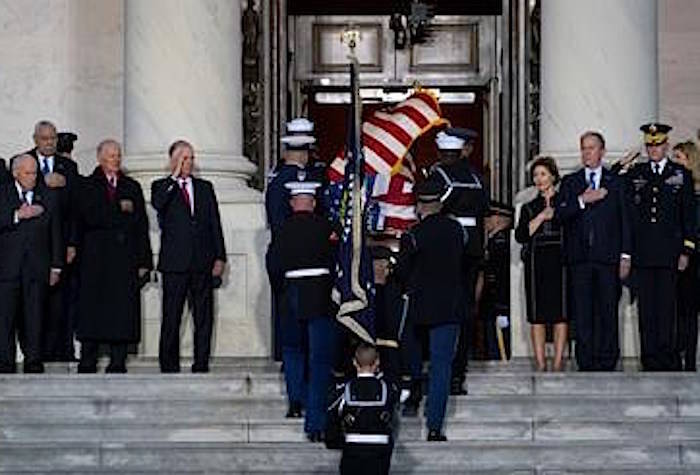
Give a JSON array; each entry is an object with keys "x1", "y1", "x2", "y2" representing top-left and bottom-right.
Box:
[
  {"x1": 17, "y1": 150, "x2": 80, "y2": 246},
  {"x1": 0, "y1": 159, "x2": 9, "y2": 184},
  {"x1": 76, "y1": 168, "x2": 153, "y2": 342},
  {"x1": 556, "y1": 168, "x2": 631, "y2": 265},
  {"x1": 268, "y1": 212, "x2": 335, "y2": 320},
  {"x1": 395, "y1": 213, "x2": 468, "y2": 326},
  {"x1": 151, "y1": 176, "x2": 226, "y2": 273},
  {"x1": 626, "y1": 160, "x2": 696, "y2": 268},
  {"x1": 0, "y1": 182, "x2": 64, "y2": 282}
]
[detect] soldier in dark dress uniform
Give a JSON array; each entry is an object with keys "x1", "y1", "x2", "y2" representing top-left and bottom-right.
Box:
[
  {"x1": 368, "y1": 233, "x2": 408, "y2": 385},
  {"x1": 627, "y1": 123, "x2": 696, "y2": 371},
  {"x1": 428, "y1": 128, "x2": 488, "y2": 394},
  {"x1": 267, "y1": 180, "x2": 338, "y2": 442},
  {"x1": 334, "y1": 343, "x2": 398, "y2": 475},
  {"x1": 265, "y1": 118, "x2": 318, "y2": 360},
  {"x1": 393, "y1": 177, "x2": 468, "y2": 441},
  {"x1": 481, "y1": 202, "x2": 514, "y2": 360}
]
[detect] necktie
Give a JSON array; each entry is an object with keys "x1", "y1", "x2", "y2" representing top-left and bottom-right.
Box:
[
  {"x1": 653, "y1": 163, "x2": 660, "y2": 175},
  {"x1": 588, "y1": 171, "x2": 597, "y2": 190},
  {"x1": 180, "y1": 181, "x2": 191, "y2": 214},
  {"x1": 107, "y1": 176, "x2": 117, "y2": 201},
  {"x1": 41, "y1": 158, "x2": 50, "y2": 176},
  {"x1": 21, "y1": 190, "x2": 28, "y2": 204}
]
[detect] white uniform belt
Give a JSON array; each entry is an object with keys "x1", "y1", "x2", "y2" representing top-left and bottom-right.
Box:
[
  {"x1": 456, "y1": 217, "x2": 477, "y2": 227},
  {"x1": 284, "y1": 268, "x2": 330, "y2": 278},
  {"x1": 345, "y1": 433, "x2": 390, "y2": 444}
]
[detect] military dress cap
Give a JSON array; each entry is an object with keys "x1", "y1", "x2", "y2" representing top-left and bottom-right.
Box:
[
  {"x1": 286, "y1": 118, "x2": 314, "y2": 134},
  {"x1": 640, "y1": 122, "x2": 672, "y2": 146},
  {"x1": 57, "y1": 131, "x2": 78, "y2": 154},
  {"x1": 435, "y1": 131, "x2": 465, "y2": 150},
  {"x1": 282, "y1": 117, "x2": 316, "y2": 150},
  {"x1": 284, "y1": 180, "x2": 321, "y2": 196},
  {"x1": 444, "y1": 127, "x2": 478, "y2": 143},
  {"x1": 415, "y1": 176, "x2": 446, "y2": 203}
]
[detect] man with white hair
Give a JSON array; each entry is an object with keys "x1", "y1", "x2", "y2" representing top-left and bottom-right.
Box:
[
  {"x1": 16, "y1": 120, "x2": 80, "y2": 362},
  {"x1": 75, "y1": 140, "x2": 152, "y2": 373},
  {"x1": 0, "y1": 154, "x2": 63, "y2": 373}
]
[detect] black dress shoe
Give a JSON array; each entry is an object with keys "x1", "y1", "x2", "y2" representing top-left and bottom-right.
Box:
[
  {"x1": 427, "y1": 430, "x2": 447, "y2": 442},
  {"x1": 306, "y1": 431, "x2": 325, "y2": 443},
  {"x1": 106, "y1": 365, "x2": 127, "y2": 374},
  {"x1": 191, "y1": 365, "x2": 209, "y2": 374},
  {"x1": 286, "y1": 401, "x2": 303, "y2": 418},
  {"x1": 0, "y1": 365, "x2": 17, "y2": 374},
  {"x1": 450, "y1": 379, "x2": 468, "y2": 396},
  {"x1": 77, "y1": 365, "x2": 97, "y2": 374}
]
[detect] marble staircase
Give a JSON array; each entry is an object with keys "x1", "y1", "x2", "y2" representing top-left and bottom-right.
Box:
[{"x1": 1, "y1": 358, "x2": 699, "y2": 474}]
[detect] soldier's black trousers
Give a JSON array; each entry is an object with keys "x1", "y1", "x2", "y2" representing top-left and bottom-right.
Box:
[{"x1": 637, "y1": 268, "x2": 680, "y2": 371}]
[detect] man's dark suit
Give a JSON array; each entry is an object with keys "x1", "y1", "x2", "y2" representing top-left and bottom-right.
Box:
[
  {"x1": 0, "y1": 159, "x2": 9, "y2": 184},
  {"x1": 151, "y1": 175, "x2": 226, "y2": 372},
  {"x1": 557, "y1": 167, "x2": 631, "y2": 371},
  {"x1": 0, "y1": 182, "x2": 63, "y2": 372},
  {"x1": 18, "y1": 149, "x2": 80, "y2": 361}
]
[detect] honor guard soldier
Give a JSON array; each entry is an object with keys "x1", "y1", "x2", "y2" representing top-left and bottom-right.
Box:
[
  {"x1": 627, "y1": 123, "x2": 696, "y2": 371},
  {"x1": 265, "y1": 118, "x2": 318, "y2": 236},
  {"x1": 481, "y1": 202, "x2": 515, "y2": 360},
  {"x1": 265, "y1": 118, "x2": 318, "y2": 359},
  {"x1": 267, "y1": 180, "x2": 338, "y2": 442},
  {"x1": 334, "y1": 343, "x2": 398, "y2": 475},
  {"x1": 428, "y1": 128, "x2": 488, "y2": 394},
  {"x1": 393, "y1": 177, "x2": 469, "y2": 441}
]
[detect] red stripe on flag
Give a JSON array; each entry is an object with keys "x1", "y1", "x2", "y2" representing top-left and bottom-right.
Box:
[
  {"x1": 393, "y1": 105, "x2": 429, "y2": 129},
  {"x1": 413, "y1": 92, "x2": 441, "y2": 116},
  {"x1": 384, "y1": 216, "x2": 417, "y2": 231},
  {"x1": 362, "y1": 134, "x2": 400, "y2": 169},
  {"x1": 365, "y1": 115, "x2": 413, "y2": 147}
]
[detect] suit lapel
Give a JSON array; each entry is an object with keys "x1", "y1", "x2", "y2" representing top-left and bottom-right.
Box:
[
  {"x1": 576, "y1": 169, "x2": 587, "y2": 191},
  {"x1": 9, "y1": 184, "x2": 21, "y2": 209}
]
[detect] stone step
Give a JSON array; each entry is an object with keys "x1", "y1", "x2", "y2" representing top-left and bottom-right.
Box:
[
  {"x1": 11, "y1": 470, "x2": 700, "y2": 475},
  {"x1": 14, "y1": 471, "x2": 700, "y2": 475},
  {"x1": 1, "y1": 441, "x2": 699, "y2": 472},
  {"x1": 0, "y1": 394, "x2": 689, "y2": 423},
  {"x1": 3, "y1": 372, "x2": 700, "y2": 397},
  {"x1": 4, "y1": 417, "x2": 700, "y2": 443}
]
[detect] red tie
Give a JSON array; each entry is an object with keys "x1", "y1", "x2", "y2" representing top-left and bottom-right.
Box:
[
  {"x1": 180, "y1": 181, "x2": 191, "y2": 214},
  {"x1": 107, "y1": 176, "x2": 117, "y2": 202}
]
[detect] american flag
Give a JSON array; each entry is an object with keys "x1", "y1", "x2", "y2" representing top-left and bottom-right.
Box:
[
  {"x1": 362, "y1": 91, "x2": 445, "y2": 176},
  {"x1": 328, "y1": 91, "x2": 445, "y2": 234},
  {"x1": 330, "y1": 62, "x2": 375, "y2": 344}
]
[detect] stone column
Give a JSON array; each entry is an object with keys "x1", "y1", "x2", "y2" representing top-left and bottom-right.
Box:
[
  {"x1": 510, "y1": 0, "x2": 659, "y2": 359},
  {"x1": 124, "y1": 0, "x2": 271, "y2": 358}
]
